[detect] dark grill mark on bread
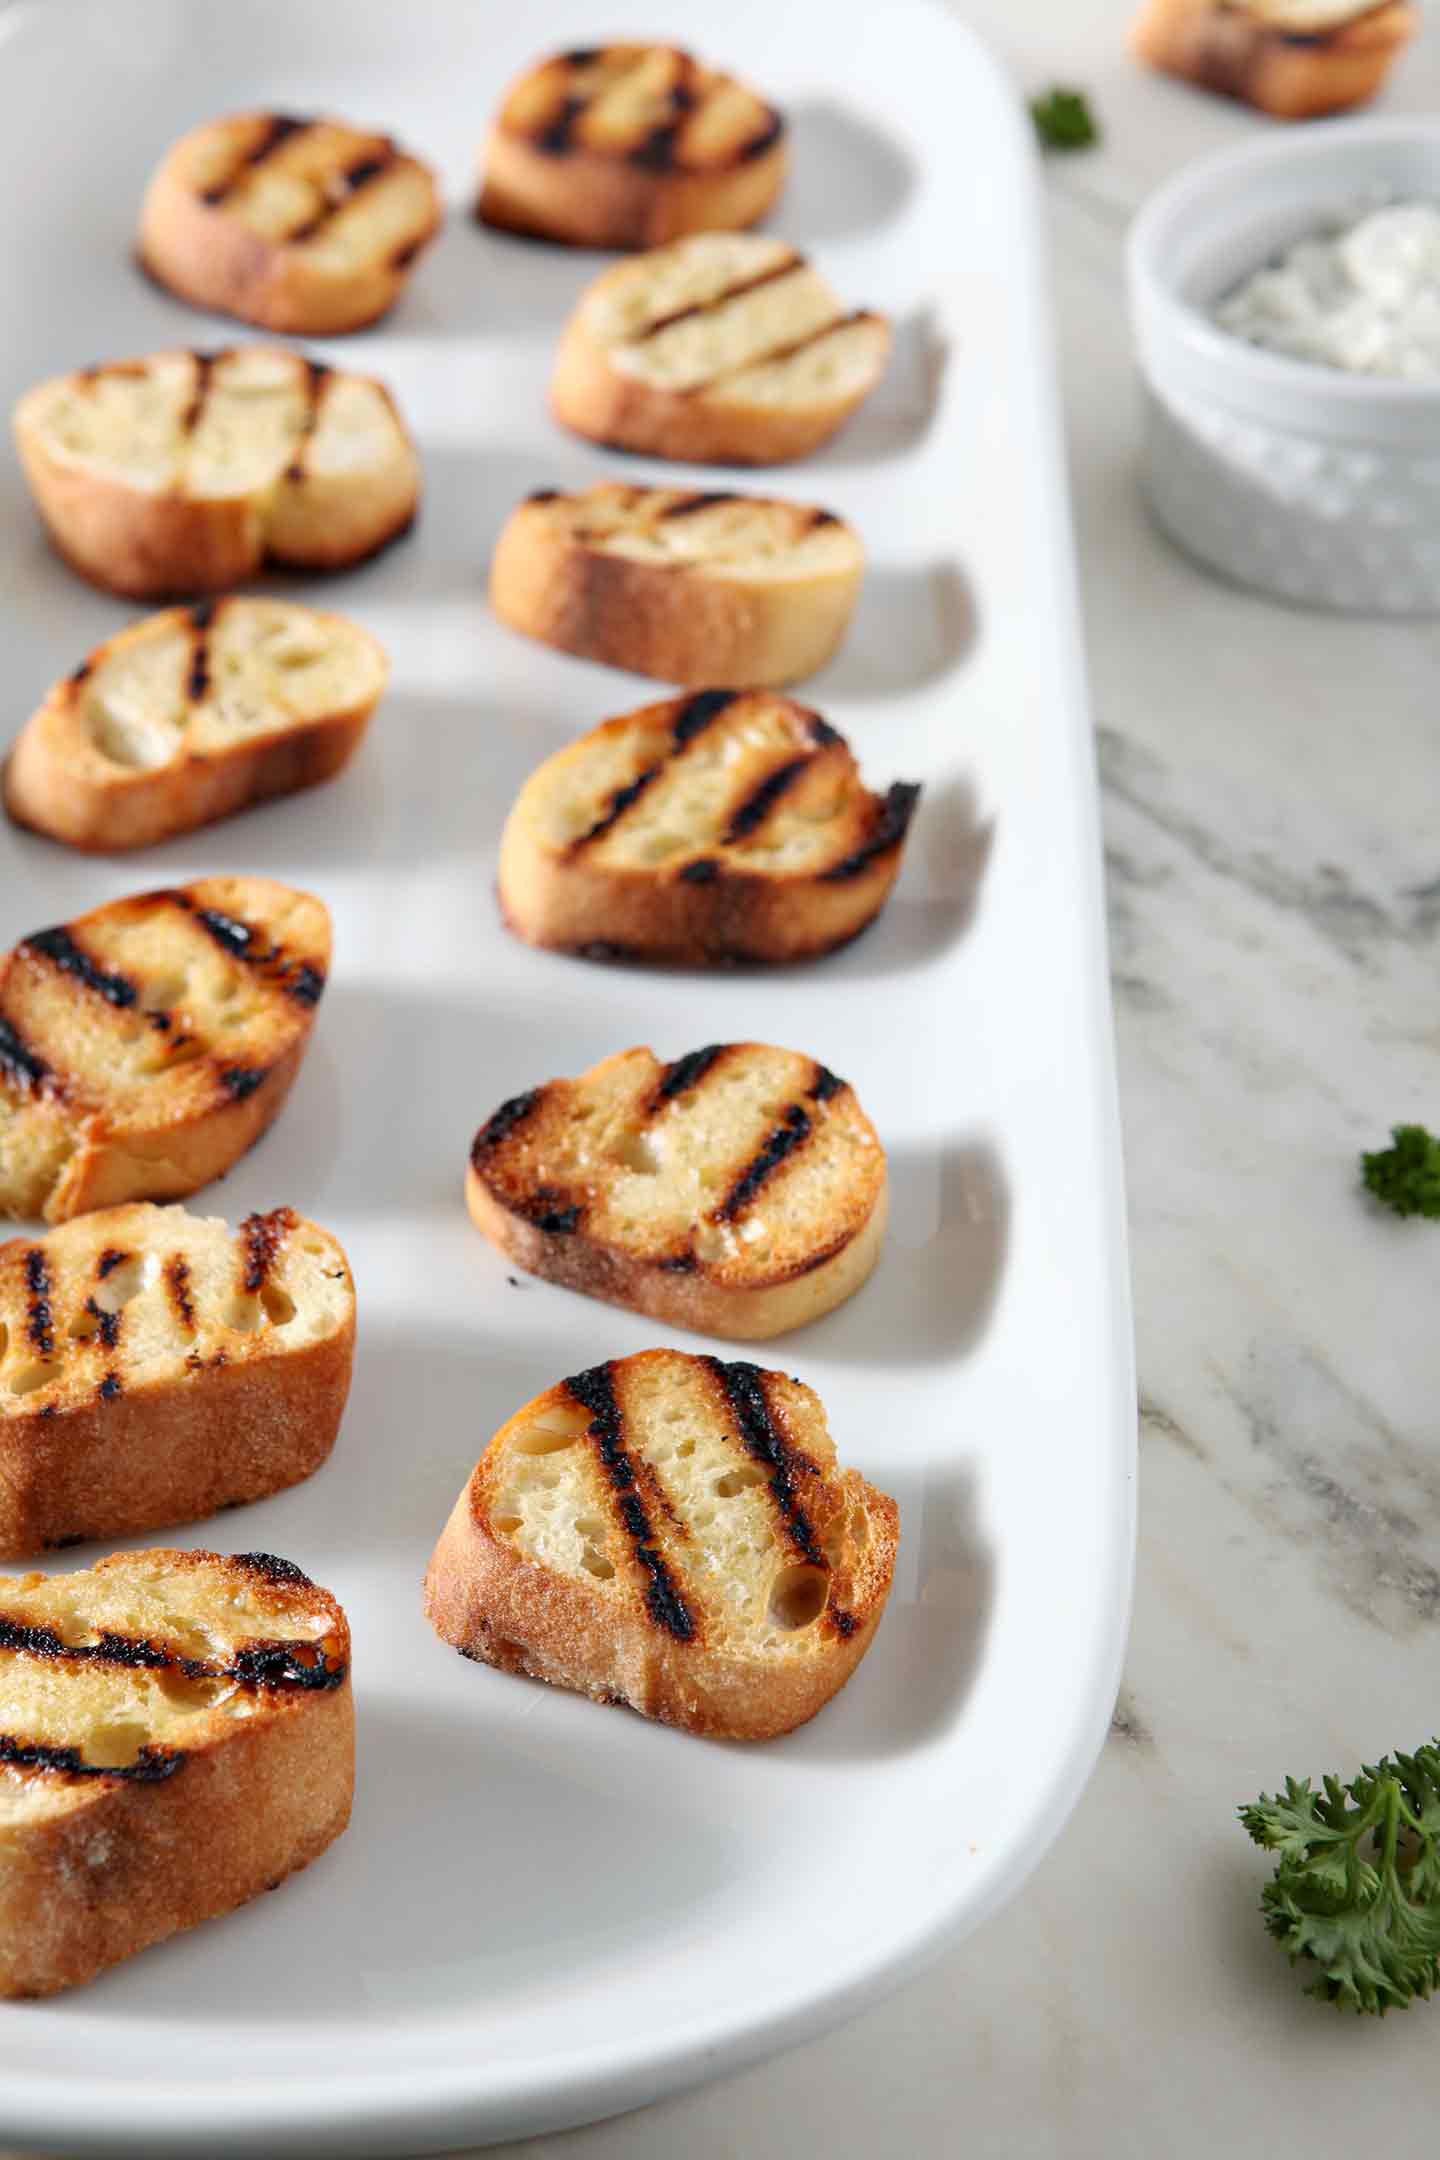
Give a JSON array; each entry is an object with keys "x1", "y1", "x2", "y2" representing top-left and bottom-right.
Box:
[
  {"x1": 654, "y1": 1043, "x2": 726, "y2": 1103},
  {"x1": 660, "y1": 1250, "x2": 697, "y2": 1272},
  {"x1": 809, "y1": 508, "x2": 841, "y2": 529},
  {"x1": 242, "y1": 1206, "x2": 295, "y2": 1292},
  {"x1": 636, "y1": 250, "x2": 803, "y2": 340},
  {"x1": 678, "y1": 857, "x2": 719, "y2": 883},
  {"x1": 96, "y1": 1249, "x2": 128, "y2": 1280},
  {"x1": 472, "y1": 1088, "x2": 543, "y2": 1164},
  {"x1": 69, "y1": 659, "x2": 93, "y2": 687},
  {"x1": 188, "y1": 598, "x2": 217, "y2": 702},
  {"x1": 166, "y1": 1254, "x2": 196, "y2": 1331},
  {"x1": 98, "y1": 1371, "x2": 122, "y2": 1402},
  {"x1": 201, "y1": 112, "x2": 312, "y2": 203},
  {"x1": 725, "y1": 756, "x2": 810, "y2": 841},
  {"x1": 0, "y1": 1734, "x2": 182, "y2": 1782},
  {"x1": 220, "y1": 1066, "x2": 267, "y2": 1101},
  {"x1": 662, "y1": 491, "x2": 739, "y2": 517},
  {"x1": 831, "y1": 1606, "x2": 857, "y2": 1637},
  {"x1": 0, "y1": 1018, "x2": 52, "y2": 1092},
  {"x1": 819, "y1": 781, "x2": 922, "y2": 880},
  {"x1": 527, "y1": 488, "x2": 560, "y2": 504},
  {"x1": 714, "y1": 1104, "x2": 812, "y2": 1223},
  {"x1": 570, "y1": 766, "x2": 662, "y2": 851},
  {"x1": 84, "y1": 1298, "x2": 122, "y2": 1351},
  {"x1": 704, "y1": 1357, "x2": 826, "y2": 1567},
  {"x1": 25, "y1": 1250, "x2": 53, "y2": 1357},
  {"x1": 286, "y1": 963, "x2": 326, "y2": 1008},
  {"x1": 180, "y1": 350, "x2": 217, "y2": 435},
  {"x1": 562, "y1": 45, "x2": 602, "y2": 64},
  {"x1": 564, "y1": 1361, "x2": 697, "y2": 1642},
  {"x1": 0, "y1": 1618, "x2": 167, "y2": 1665},
  {"x1": 810, "y1": 1063, "x2": 846, "y2": 1102},
  {"x1": 231, "y1": 1638, "x2": 345, "y2": 1690},
  {"x1": 689, "y1": 310, "x2": 865, "y2": 395},
  {"x1": 738, "y1": 112, "x2": 785, "y2": 161},
  {"x1": 672, "y1": 688, "x2": 740, "y2": 745},
  {"x1": 23, "y1": 928, "x2": 138, "y2": 1009},
  {"x1": 527, "y1": 1201, "x2": 581, "y2": 1234},
  {"x1": 232, "y1": 1550, "x2": 314, "y2": 1589},
  {"x1": 285, "y1": 144, "x2": 399, "y2": 244},
  {"x1": 190, "y1": 903, "x2": 254, "y2": 957},
  {"x1": 284, "y1": 359, "x2": 333, "y2": 484},
  {"x1": 537, "y1": 96, "x2": 587, "y2": 155}
]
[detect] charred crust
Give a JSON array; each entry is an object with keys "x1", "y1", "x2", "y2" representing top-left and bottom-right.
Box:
[
  {"x1": 831, "y1": 1606, "x2": 857, "y2": 1637},
  {"x1": 526, "y1": 487, "x2": 560, "y2": 504},
  {"x1": 714, "y1": 1103, "x2": 812, "y2": 1222},
  {"x1": 807, "y1": 713, "x2": 843, "y2": 747},
  {"x1": 738, "y1": 111, "x2": 785, "y2": 160},
  {"x1": 219, "y1": 1065, "x2": 268, "y2": 1101},
  {"x1": 704, "y1": 1358, "x2": 827, "y2": 1568},
  {"x1": 68, "y1": 658, "x2": 94, "y2": 687},
  {"x1": 472, "y1": 1087, "x2": 544, "y2": 1164},
  {"x1": 98, "y1": 1371, "x2": 122, "y2": 1402},
  {"x1": 231, "y1": 1551, "x2": 313, "y2": 1588},
  {"x1": 810, "y1": 1063, "x2": 846, "y2": 1102},
  {"x1": 25, "y1": 1250, "x2": 53, "y2": 1357},
  {"x1": 22, "y1": 927, "x2": 138, "y2": 1009},
  {"x1": 564, "y1": 1362, "x2": 697, "y2": 1643},
  {"x1": 232, "y1": 1638, "x2": 346, "y2": 1690},
  {"x1": 678, "y1": 857, "x2": 720, "y2": 883},
  {"x1": 0, "y1": 1734, "x2": 182, "y2": 1782},
  {"x1": 561, "y1": 44, "x2": 602, "y2": 64},
  {"x1": 518, "y1": 1186, "x2": 581, "y2": 1234},
  {"x1": 659, "y1": 1250, "x2": 697, "y2": 1273},
  {"x1": 286, "y1": 963, "x2": 326, "y2": 1007},
  {"x1": 820, "y1": 781, "x2": 922, "y2": 881}
]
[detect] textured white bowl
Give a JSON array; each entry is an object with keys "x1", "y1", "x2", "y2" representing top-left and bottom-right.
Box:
[{"x1": 1128, "y1": 120, "x2": 1440, "y2": 615}]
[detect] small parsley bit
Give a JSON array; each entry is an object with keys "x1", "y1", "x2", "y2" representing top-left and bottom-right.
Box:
[
  {"x1": 1361, "y1": 1124, "x2": 1440, "y2": 1219},
  {"x1": 1030, "y1": 86, "x2": 1099, "y2": 153}
]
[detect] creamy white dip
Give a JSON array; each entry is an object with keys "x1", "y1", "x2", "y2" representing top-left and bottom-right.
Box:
[{"x1": 1215, "y1": 202, "x2": 1440, "y2": 381}]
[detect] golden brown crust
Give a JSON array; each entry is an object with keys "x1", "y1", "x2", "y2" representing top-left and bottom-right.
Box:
[
  {"x1": 465, "y1": 1042, "x2": 888, "y2": 1340},
  {"x1": 0, "y1": 1205, "x2": 354, "y2": 1557},
  {"x1": 477, "y1": 44, "x2": 786, "y2": 248},
  {"x1": 0, "y1": 875, "x2": 330, "y2": 1224},
  {"x1": 1129, "y1": 0, "x2": 1417, "y2": 114},
  {"x1": 498, "y1": 690, "x2": 919, "y2": 968},
  {"x1": 138, "y1": 112, "x2": 441, "y2": 334},
  {"x1": 4, "y1": 601, "x2": 387, "y2": 853},
  {"x1": 0, "y1": 1548, "x2": 352, "y2": 1997},
  {"x1": 423, "y1": 1351, "x2": 898, "y2": 1740},
  {"x1": 489, "y1": 485, "x2": 863, "y2": 688},
  {"x1": 12, "y1": 350, "x2": 420, "y2": 600}
]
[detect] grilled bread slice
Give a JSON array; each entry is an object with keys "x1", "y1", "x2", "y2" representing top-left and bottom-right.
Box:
[
  {"x1": 478, "y1": 43, "x2": 786, "y2": 249},
  {"x1": 550, "y1": 234, "x2": 891, "y2": 465},
  {"x1": 6, "y1": 599, "x2": 387, "y2": 854},
  {"x1": 0, "y1": 876, "x2": 329, "y2": 1224},
  {"x1": 467, "y1": 1042, "x2": 887, "y2": 1340},
  {"x1": 0, "y1": 1547, "x2": 351, "y2": 1996},
  {"x1": 1130, "y1": 0, "x2": 1417, "y2": 115},
  {"x1": 491, "y1": 483, "x2": 863, "y2": 688},
  {"x1": 13, "y1": 346, "x2": 419, "y2": 600},
  {"x1": 138, "y1": 111, "x2": 441, "y2": 333},
  {"x1": 425, "y1": 1348, "x2": 898, "y2": 1739},
  {"x1": 0, "y1": 1203, "x2": 353, "y2": 1557},
  {"x1": 498, "y1": 689, "x2": 920, "y2": 967}
]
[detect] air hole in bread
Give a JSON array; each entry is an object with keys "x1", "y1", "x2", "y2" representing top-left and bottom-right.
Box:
[
  {"x1": 612, "y1": 1131, "x2": 660, "y2": 1176},
  {"x1": 6, "y1": 1364, "x2": 53, "y2": 1397},
  {"x1": 768, "y1": 1563, "x2": 829, "y2": 1631},
  {"x1": 259, "y1": 1282, "x2": 296, "y2": 1327},
  {"x1": 155, "y1": 1670, "x2": 228, "y2": 1714},
  {"x1": 87, "y1": 1719, "x2": 151, "y2": 1768},
  {"x1": 714, "y1": 1466, "x2": 766, "y2": 1498},
  {"x1": 492, "y1": 1513, "x2": 523, "y2": 1537},
  {"x1": 93, "y1": 1252, "x2": 156, "y2": 1315},
  {"x1": 224, "y1": 1293, "x2": 263, "y2": 1334},
  {"x1": 576, "y1": 1520, "x2": 616, "y2": 1582}
]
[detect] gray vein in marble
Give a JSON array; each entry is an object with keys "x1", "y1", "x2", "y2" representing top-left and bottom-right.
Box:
[
  {"x1": 1140, "y1": 1393, "x2": 1208, "y2": 1462},
  {"x1": 1098, "y1": 727, "x2": 1438, "y2": 964}
]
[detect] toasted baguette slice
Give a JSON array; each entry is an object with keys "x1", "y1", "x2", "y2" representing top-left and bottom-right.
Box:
[
  {"x1": 0, "y1": 1203, "x2": 353, "y2": 1557},
  {"x1": 138, "y1": 111, "x2": 441, "y2": 333},
  {"x1": 6, "y1": 599, "x2": 387, "y2": 853},
  {"x1": 0, "y1": 875, "x2": 329, "y2": 1224},
  {"x1": 550, "y1": 234, "x2": 890, "y2": 465},
  {"x1": 13, "y1": 347, "x2": 419, "y2": 599},
  {"x1": 491, "y1": 483, "x2": 863, "y2": 688},
  {"x1": 1130, "y1": 0, "x2": 1416, "y2": 115},
  {"x1": 468, "y1": 1042, "x2": 887, "y2": 1340},
  {"x1": 425, "y1": 1349, "x2": 897, "y2": 1739},
  {"x1": 0, "y1": 1547, "x2": 351, "y2": 1996},
  {"x1": 499, "y1": 689, "x2": 919, "y2": 967},
  {"x1": 478, "y1": 44, "x2": 786, "y2": 249}
]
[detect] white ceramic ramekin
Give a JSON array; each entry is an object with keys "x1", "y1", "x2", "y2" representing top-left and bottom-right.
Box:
[{"x1": 1128, "y1": 119, "x2": 1440, "y2": 615}]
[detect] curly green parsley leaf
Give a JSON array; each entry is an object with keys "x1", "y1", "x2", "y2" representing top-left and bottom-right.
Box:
[
  {"x1": 1030, "y1": 86, "x2": 1099, "y2": 153},
  {"x1": 1361, "y1": 1125, "x2": 1440, "y2": 1219},
  {"x1": 1241, "y1": 1742, "x2": 1440, "y2": 2013}
]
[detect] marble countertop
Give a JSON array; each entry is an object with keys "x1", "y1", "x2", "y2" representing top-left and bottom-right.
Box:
[{"x1": 464, "y1": 7, "x2": 1440, "y2": 2156}]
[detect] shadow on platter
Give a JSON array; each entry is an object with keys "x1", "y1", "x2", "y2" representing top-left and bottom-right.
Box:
[
  {"x1": 814, "y1": 559, "x2": 977, "y2": 703},
  {"x1": 772, "y1": 100, "x2": 917, "y2": 247}
]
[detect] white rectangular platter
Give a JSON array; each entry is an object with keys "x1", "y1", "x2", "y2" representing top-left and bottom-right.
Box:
[{"x1": 0, "y1": 1, "x2": 1135, "y2": 2151}]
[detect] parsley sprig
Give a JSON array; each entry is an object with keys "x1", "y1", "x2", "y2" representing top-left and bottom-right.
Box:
[{"x1": 1362, "y1": 1124, "x2": 1440, "y2": 1219}]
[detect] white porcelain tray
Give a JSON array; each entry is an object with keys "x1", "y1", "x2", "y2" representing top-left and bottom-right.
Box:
[{"x1": 0, "y1": 1, "x2": 1135, "y2": 2150}]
